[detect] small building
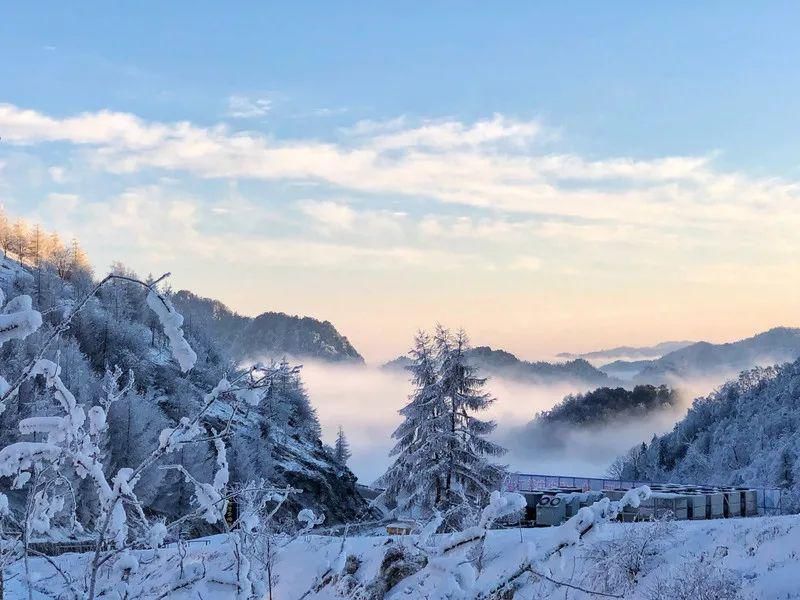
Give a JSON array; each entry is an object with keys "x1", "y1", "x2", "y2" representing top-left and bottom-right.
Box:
[{"x1": 386, "y1": 521, "x2": 416, "y2": 536}]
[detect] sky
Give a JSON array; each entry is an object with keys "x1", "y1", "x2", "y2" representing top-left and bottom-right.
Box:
[{"x1": 2, "y1": 2, "x2": 800, "y2": 363}]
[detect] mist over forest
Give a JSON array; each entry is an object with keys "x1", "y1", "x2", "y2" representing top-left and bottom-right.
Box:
[{"x1": 302, "y1": 360, "x2": 727, "y2": 483}]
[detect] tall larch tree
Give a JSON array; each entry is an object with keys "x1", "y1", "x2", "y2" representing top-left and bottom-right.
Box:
[
  {"x1": 434, "y1": 325, "x2": 506, "y2": 525},
  {"x1": 378, "y1": 330, "x2": 446, "y2": 517}
]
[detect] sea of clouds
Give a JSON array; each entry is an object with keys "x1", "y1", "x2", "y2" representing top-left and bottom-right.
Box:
[{"x1": 301, "y1": 361, "x2": 731, "y2": 484}]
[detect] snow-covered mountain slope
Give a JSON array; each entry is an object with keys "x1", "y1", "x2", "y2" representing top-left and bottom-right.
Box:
[
  {"x1": 0, "y1": 254, "x2": 32, "y2": 286},
  {"x1": 616, "y1": 359, "x2": 800, "y2": 510},
  {"x1": 172, "y1": 290, "x2": 364, "y2": 364},
  {"x1": 10, "y1": 514, "x2": 800, "y2": 598}
]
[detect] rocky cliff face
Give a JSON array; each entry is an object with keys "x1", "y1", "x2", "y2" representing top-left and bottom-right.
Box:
[{"x1": 270, "y1": 436, "x2": 370, "y2": 524}]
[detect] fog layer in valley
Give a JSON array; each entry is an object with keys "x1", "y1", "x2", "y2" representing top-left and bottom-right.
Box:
[{"x1": 301, "y1": 361, "x2": 730, "y2": 485}]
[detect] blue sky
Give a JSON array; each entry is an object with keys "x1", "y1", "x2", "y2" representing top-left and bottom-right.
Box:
[
  {"x1": 2, "y1": 3, "x2": 800, "y2": 361},
  {"x1": 5, "y1": 2, "x2": 800, "y2": 170}
]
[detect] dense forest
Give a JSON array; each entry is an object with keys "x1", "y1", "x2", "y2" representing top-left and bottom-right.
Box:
[{"x1": 536, "y1": 385, "x2": 679, "y2": 427}]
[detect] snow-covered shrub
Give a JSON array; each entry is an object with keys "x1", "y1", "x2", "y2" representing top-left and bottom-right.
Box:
[
  {"x1": 644, "y1": 560, "x2": 743, "y2": 600},
  {"x1": 0, "y1": 292, "x2": 42, "y2": 348},
  {"x1": 581, "y1": 517, "x2": 676, "y2": 595},
  {"x1": 363, "y1": 543, "x2": 429, "y2": 599}
]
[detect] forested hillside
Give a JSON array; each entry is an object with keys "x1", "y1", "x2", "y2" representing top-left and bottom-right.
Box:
[
  {"x1": 614, "y1": 361, "x2": 800, "y2": 510},
  {"x1": 173, "y1": 290, "x2": 364, "y2": 364},
  {"x1": 0, "y1": 211, "x2": 367, "y2": 533},
  {"x1": 535, "y1": 385, "x2": 679, "y2": 427},
  {"x1": 516, "y1": 385, "x2": 679, "y2": 452}
]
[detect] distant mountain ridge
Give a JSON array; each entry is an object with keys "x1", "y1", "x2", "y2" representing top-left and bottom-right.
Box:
[
  {"x1": 172, "y1": 290, "x2": 364, "y2": 364},
  {"x1": 598, "y1": 359, "x2": 655, "y2": 381},
  {"x1": 558, "y1": 340, "x2": 694, "y2": 362},
  {"x1": 384, "y1": 345, "x2": 615, "y2": 386},
  {"x1": 600, "y1": 327, "x2": 800, "y2": 383}
]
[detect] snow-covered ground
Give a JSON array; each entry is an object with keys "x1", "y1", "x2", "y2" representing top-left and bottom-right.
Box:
[{"x1": 7, "y1": 513, "x2": 800, "y2": 599}]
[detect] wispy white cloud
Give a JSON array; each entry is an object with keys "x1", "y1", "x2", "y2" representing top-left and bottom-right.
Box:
[
  {"x1": 369, "y1": 114, "x2": 546, "y2": 150},
  {"x1": 48, "y1": 166, "x2": 67, "y2": 183},
  {"x1": 297, "y1": 199, "x2": 407, "y2": 239},
  {"x1": 507, "y1": 255, "x2": 542, "y2": 271},
  {"x1": 341, "y1": 116, "x2": 407, "y2": 136},
  {"x1": 3, "y1": 101, "x2": 800, "y2": 251},
  {"x1": 418, "y1": 215, "x2": 524, "y2": 241},
  {"x1": 225, "y1": 95, "x2": 272, "y2": 119},
  {"x1": 28, "y1": 184, "x2": 568, "y2": 278},
  {"x1": 297, "y1": 199, "x2": 357, "y2": 230}
]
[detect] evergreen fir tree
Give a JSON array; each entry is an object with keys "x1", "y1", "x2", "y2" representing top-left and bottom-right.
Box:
[
  {"x1": 378, "y1": 330, "x2": 444, "y2": 516},
  {"x1": 379, "y1": 326, "x2": 506, "y2": 528},
  {"x1": 434, "y1": 326, "x2": 506, "y2": 524},
  {"x1": 334, "y1": 425, "x2": 352, "y2": 466}
]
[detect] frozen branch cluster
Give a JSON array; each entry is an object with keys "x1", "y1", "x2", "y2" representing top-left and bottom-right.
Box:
[
  {"x1": 0, "y1": 290, "x2": 42, "y2": 349},
  {"x1": 0, "y1": 289, "x2": 43, "y2": 418}
]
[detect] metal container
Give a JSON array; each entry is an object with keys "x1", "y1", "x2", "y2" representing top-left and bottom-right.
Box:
[
  {"x1": 744, "y1": 490, "x2": 758, "y2": 516},
  {"x1": 536, "y1": 495, "x2": 567, "y2": 526},
  {"x1": 521, "y1": 492, "x2": 543, "y2": 522},
  {"x1": 707, "y1": 493, "x2": 724, "y2": 519},
  {"x1": 559, "y1": 495, "x2": 581, "y2": 518},
  {"x1": 688, "y1": 494, "x2": 706, "y2": 520},
  {"x1": 724, "y1": 490, "x2": 741, "y2": 517},
  {"x1": 653, "y1": 494, "x2": 688, "y2": 519}
]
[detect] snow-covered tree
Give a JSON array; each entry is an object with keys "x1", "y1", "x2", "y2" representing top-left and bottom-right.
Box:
[
  {"x1": 0, "y1": 211, "x2": 10, "y2": 258},
  {"x1": 379, "y1": 326, "x2": 506, "y2": 528},
  {"x1": 333, "y1": 425, "x2": 351, "y2": 466},
  {"x1": 434, "y1": 326, "x2": 506, "y2": 524},
  {"x1": 378, "y1": 330, "x2": 443, "y2": 516}
]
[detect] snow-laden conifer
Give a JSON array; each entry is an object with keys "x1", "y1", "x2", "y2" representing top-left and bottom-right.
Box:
[
  {"x1": 434, "y1": 326, "x2": 506, "y2": 525},
  {"x1": 333, "y1": 425, "x2": 352, "y2": 466},
  {"x1": 379, "y1": 326, "x2": 506, "y2": 527}
]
